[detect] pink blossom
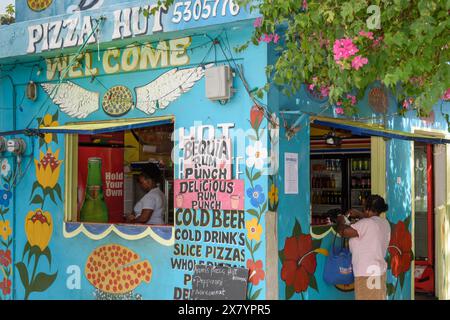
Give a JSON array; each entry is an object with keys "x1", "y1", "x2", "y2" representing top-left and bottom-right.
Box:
[
  {"x1": 442, "y1": 88, "x2": 450, "y2": 101},
  {"x1": 335, "y1": 107, "x2": 344, "y2": 115},
  {"x1": 273, "y1": 33, "x2": 280, "y2": 44},
  {"x1": 253, "y1": 17, "x2": 263, "y2": 28},
  {"x1": 320, "y1": 86, "x2": 330, "y2": 97},
  {"x1": 308, "y1": 84, "x2": 315, "y2": 91},
  {"x1": 347, "y1": 94, "x2": 357, "y2": 106},
  {"x1": 358, "y1": 31, "x2": 374, "y2": 40},
  {"x1": 336, "y1": 101, "x2": 342, "y2": 106},
  {"x1": 302, "y1": 0, "x2": 308, "y2": 10},
  {"x1": 259, "y1": 33, "x2": 274, "y2": 43},
  {"x1": 333, "y1": 38, "x2": 359, "y2": 62},
  {"x1": 351, "y1": 55, "x2": 368, "y2": 70}
]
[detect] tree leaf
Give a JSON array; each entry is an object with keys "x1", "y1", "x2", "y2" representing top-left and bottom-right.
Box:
[
  {"x1": 30, "y1": 272, "x2": 58, "y2": 293},
  {"x1": 15, "y1": 262, "x2": 30, "y2": 289}
]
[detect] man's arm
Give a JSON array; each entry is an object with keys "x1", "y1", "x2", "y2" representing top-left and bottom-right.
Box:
[{"x1": 133, "y1": 209, "x2": 154, "y2": 223}]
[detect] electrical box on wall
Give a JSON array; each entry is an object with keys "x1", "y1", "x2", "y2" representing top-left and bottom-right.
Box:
[{"x1": 205, "y1": 65, "x2": 234, "y2": 103}]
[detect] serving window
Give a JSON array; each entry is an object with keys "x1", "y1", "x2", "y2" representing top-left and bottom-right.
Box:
[{"x1": 61, "y1": 117, "x2": 175, "y2": 226}]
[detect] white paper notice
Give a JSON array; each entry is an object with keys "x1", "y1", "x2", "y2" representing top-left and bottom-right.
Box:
[{"x1": 284, "y1": 153, "x2": 298, "y2": 194}]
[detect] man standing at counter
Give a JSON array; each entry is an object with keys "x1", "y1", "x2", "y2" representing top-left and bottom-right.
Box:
[{"x1": 336, "y1": 195, "x2": 391, "y2": 300}]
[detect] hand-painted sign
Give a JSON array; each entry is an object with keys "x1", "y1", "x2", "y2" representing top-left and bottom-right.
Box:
[
  {"x1": 174, "y1": 179, "x2": 244, "y2": 210},
  {"x1": 181, "y1": 138, "x2": 232, "y2": 180}
]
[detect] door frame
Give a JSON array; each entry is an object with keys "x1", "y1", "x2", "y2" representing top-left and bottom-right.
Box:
[{"x1": 412, "y1": 127, "x2": 449, "y2": 300}]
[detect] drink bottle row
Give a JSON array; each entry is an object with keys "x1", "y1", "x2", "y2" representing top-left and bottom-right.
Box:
[
  {"x1": 312, "y1": 190, "x2": 342, "y2": 205},
  {"x1": 351, "y1": 175, "x2": 371, "y2": 189},
  {"x1": 311, "y1": 175, "x2": 339, "y2": 189},
  {"x1": 351, "y1": 158, "x2": 370, "y2": 171}
]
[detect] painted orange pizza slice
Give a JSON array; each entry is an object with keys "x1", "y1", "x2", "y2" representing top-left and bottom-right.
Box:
[
  {"x1": 27, "y1": 0, "x2": 53, "y2": 12},
  {"x1": 85, "y1": 244, "x2": 152, "y2": 294}
]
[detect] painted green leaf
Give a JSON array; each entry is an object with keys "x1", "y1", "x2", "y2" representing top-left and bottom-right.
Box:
[
  {"x1": 309, "y1": 274, "x2": 319, "y2": 292},
  {"x1": 246, "y1": 209, "x2": 259, "y2": 218},
  {"x1": 47, "y1": 188, "x2": 57, "y2": 205},
  {"x1": 30, "y1": 272, "x2": 58, "y2": 293},
  {"x1": 22, "y1": 242, "x2": 31, "y2": 261},
  {"x1": 399, "y1": 272, "x2": 406, "y2": 289},
  {"x1": 245, "y1": 166, "x2": 252, "y2": 181},
  {"x1": 279, "y1": 249, "x2": 285, "y2": 263},
  {"x1": 52, "y1": 111, "x2": 59, "y2": 122},
  {"x1": 386, "y1": 283, "x2": 395, "y2": 297},
  {"x1": 250, "y1": 288, "x2": 262, "y2": 300},
  {"x1": 245, "y1": 239, "x2": 252, "y2": 253},
  {"x1": 260, "y1": 201, "x2": 267, "y2": 214},
  {"x1": 15, "y1": 262, "x2": 30, "y2": 288},
  {"x1": 29, "y1": 181, "x2": 41, "y2": 200},
  {"x1": 28, "y1": 246, "x2": 41, "y2": 266},
  {"x1": 248, "y1": 134, "x2": 257, "y2": 141},
  {"x1": 41, "y1": 247, "x2": 52, "y2": 266},
  {"x1": 54, "y1": 184, "x2": 62, "y2": 201},
  {"x1": 285, "y1": 284, "x2": 295, "y2": 300},
  {"x1": 30, "y1": 194, "x2": 43, "y2": 205},
  {"x1": 293, "y1": 219, "x2": 302, "y2": 237},
  {"x1": 253, "y1": 171, "x2": 262, "y2": 181},
  {"x1": 404, "y1": 216, "x2": 411, "y2": 229},
  {"x1": 253, "y1": 241, "x2": 262, "y2": 253},
  {"x1": 312, "y1": 239, "x2": 322, "y2": 250}
]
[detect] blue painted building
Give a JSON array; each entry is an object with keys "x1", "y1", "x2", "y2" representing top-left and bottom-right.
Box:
[{"x1": 0, "y1": 0, "x2": 449, "y2": 300}]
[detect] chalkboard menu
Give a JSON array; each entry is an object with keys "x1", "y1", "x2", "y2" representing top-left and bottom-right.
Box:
[{"x1": 190, "y1": 265, "x2": 249, "y2": 300}]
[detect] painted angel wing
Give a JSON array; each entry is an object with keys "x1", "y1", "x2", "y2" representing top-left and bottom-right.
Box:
[
  {"x1": 41, "y1": 81, "x2": 99, "y2": 119},
  {"x1": 135, "y1": 64, "x2": 213, "y2": 115}
]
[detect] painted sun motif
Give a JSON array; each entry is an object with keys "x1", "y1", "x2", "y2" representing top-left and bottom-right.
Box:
[{"x1": 27, "y1": 0, "x2": 53, "y2": 12}]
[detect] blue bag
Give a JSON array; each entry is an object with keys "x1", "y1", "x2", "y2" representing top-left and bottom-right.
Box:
[{"x1": 323, "y1": 233, "x2": 354, "y2": 285}]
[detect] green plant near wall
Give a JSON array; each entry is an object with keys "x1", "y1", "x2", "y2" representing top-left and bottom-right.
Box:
[{"x1": 150, "y1": 1, "x2": 449, "y2": 117}]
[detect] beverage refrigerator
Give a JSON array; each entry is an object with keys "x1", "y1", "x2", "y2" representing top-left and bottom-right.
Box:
[{"x1": 310, "y1": 154, "x2": 371, "y2": 225}]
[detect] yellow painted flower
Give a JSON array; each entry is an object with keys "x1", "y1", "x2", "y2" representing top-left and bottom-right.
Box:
[
  {"x1": 25, "y1": 209, "x2": 53, "y2": 251},
  {"x1": 268, "y1": 184, "x2": 279, "y2": 206},
  {"x1": 40, "y1": 114, "x2": 59, "y2": 144},
  {"x1": 0, "y1": 220, "x2": 12, "y2": 241},
  {"x1": 246, "y1": 218, "x2": 263, "y2": 242},
  {"x1": 34, "y1": 148, "x2": 62, "y2": 189}
]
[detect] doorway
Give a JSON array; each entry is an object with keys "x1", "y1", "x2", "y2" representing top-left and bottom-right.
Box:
[{"x1": 413, "y1": 142, "x2": 437, "y2": 299}]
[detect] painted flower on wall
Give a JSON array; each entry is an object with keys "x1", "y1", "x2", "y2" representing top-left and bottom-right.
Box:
[
  {"x1": 1, "y1": 159, "x2": 10, "y2": 178},
  {"x1": 247, "y1": 259, "x2": 265, "y2": 285},
  {"x1": 0, "y1": 278, "x2": 11, "y2": 296},
  {"x1": 246, "y1": 218, "x2": 263, "y2": 242},
  {"x1": 246, "y1": 141, "x2": 268, "y2": 170},
  {"x1": 25, "y1": 209, "x2": 53, "y2": 251},
  {"x1": 0, "y1": 187, "x2": 12, "y2": 207},
  {"x1": 34, "y1": 148, "x2": 62, "y2": 189},
  {"x1": 386, "y1": 217, "x2": 414, "y2": 299},
  {"x1": 246, "y1": 184, "x2": 265, "y2": 208},
  {"x1": 268, "y1": 184, "x2": 279, "y2": 208},
  {"x1": 0, "y1": 249, "x2": 11, "y2": 267},
  {"x1": 39, "y1": 113, "x2": 59, "y2": 145},
  {"x1": 0, "y1": 220, "x2": 11, "y2": 241},
  {"x1": 279, "y1": 220, "x2": 328, "y2": 299},
  {"x1": 388, "y1": 221, "x2": 413, "y2": 277}
]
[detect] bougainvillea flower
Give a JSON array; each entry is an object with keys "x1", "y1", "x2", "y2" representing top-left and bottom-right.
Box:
[
  {"x1": 25, "y1": 209, "x2": 53, "y2": 251},
  {"x1": 388, "y1": 221, "x2": 412, "y2": 277},
  {"x1": 442, "y1": 88, "x2": 450, "y2": 101},
  {"x1": 273, "y1": 33, "x2": 280, "y2": 44},
  {"x1": 358, "y1": 30, "x2": 374, "y2": 40},
  {"x1": 246, "y1": 184, "x2": 266, "y2": 207},
  {"x1": 0, "y1": 249, "x2": 11, "y2": 267},
  {"x1": 253, "y1": 17, "x2": 263, "y2": 28},
  {"x1": 335, "y1": 107, "x2": 345, "y2": 115},
  {"x1": 247, "y1": 259, "x2": 265, "y2": 285},
  {"x1": 0, "y1": 220, "x2": 11, "y2": 241},
  {"x1": 281, "y1": 235, "x2": 317, "y2": 293},
  {"x1": 333, "y1": 38, "x2": 359, "y2": 61},
  {"x1": 34, "y1": 148, "x2": 62, "y2": 189},
  {"x1": 347, "y1": 94, "x2": 357, "y2": 106},
  {"x1": 246, "y1": 218, "x2": 263, "y2": 242},
  {"x1": 320, "y1": 86, "x2": 330, "y2": 97},
  {"x1": 0, "y1": 278, "x2": 11, "y2": 295},
  {"x1": 351, "y1": 55, "x2": 368, "y2": 70}
]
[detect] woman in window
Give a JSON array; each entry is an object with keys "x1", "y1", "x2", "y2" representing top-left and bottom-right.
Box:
[
  {"x1": 126, "y1": 164, "x2": 166, "y2": 225},
  {"x1": 336, "y1": 194, "x2": 391, "y2": 300}
]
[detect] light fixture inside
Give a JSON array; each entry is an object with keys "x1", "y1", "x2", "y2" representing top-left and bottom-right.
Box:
[{"x1": 325, "y1": 131, "x2": 342, "y2": 146}]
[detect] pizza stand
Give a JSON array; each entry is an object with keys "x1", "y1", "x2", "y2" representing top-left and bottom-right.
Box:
[{"x1": 1, "y1": 0, "x2": 450, "y2": 300}]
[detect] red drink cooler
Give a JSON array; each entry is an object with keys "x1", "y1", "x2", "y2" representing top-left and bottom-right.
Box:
[{"x1": 78, "y1": 146, "x2": 124, "y2": 223}]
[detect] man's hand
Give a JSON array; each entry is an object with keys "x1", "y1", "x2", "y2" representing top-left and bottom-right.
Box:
[{"x1": 125, "y1": 214, "x2": 135, "y2": 223}]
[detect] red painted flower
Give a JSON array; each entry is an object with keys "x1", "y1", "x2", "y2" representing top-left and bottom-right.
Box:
[
  {"x1": 247, "y1": 259, "x2": 265, "y2": 285},
  {"x1": 281, "y1": 234, "x2": 317, "y2": 293},
  {"x1": 0, "y1": 278, "x2": 11, "y2": 295},
  {"x1": 388, "y1": 221, "x2": 412, "y2": 277},
  {"x1": 250, "y1": 104, "x2": 264, "y2": 130},
  {"x1": 0, "y1": 249, "x2": 11, "y2": 267}
]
